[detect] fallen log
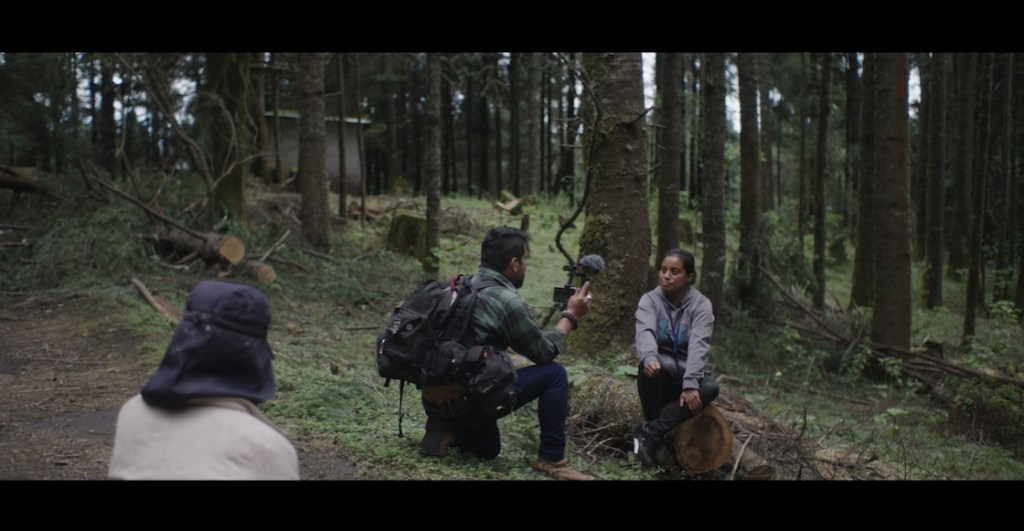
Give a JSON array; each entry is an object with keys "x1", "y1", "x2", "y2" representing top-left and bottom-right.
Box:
[
  {"x1": 221, "y1": 258, "x2": 277, "y2": 285},
  {"x1": 149, "y1": 226, "x2": 246, "y2": 267}
]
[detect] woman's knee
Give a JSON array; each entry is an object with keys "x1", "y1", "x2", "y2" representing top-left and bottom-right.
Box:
[{"x1": 701, "y1": 374, "x2": 720, "y2": 403}]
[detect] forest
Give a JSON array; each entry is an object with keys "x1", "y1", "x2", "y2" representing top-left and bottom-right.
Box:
[{"x1": 1, "y1": 52, "x2": 1023, "y2": 480}]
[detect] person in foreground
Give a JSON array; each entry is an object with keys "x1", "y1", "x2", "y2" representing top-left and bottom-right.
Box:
[
  {"x1": 421, "y1": 226, "x2": 596, "y2": 480},
  {"x1": 632, "y1": 248, "x2": 720, "y2": 468},
  {"x1": 108, "y1": 280, "x2": 299, "y2": 480}
]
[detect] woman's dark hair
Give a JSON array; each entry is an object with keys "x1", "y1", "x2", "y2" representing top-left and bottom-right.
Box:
[
  {"x1": 664, "y1": 248, "x2": 697, "y2": 284},
  {"x1": 481, "y1": 226, "x2": 529, "y2": 271}
]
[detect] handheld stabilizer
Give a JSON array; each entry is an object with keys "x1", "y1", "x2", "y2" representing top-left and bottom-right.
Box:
[{"x1": 552, "y1": 254, "x2": 605, "y2": 310}]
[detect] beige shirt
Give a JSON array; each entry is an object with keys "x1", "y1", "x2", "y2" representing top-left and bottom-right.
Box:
[{"x1": 108, "y1": 394, "x2": 299, "y2": 480}]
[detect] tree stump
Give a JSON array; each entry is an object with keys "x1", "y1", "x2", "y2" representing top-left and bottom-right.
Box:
[{"x1": 387, "y1": 209, "x2": 427, "y2": 260}]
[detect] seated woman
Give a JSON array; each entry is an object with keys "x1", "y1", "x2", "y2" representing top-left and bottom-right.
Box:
[
  {"x1": 632, "y1": 248, "x2": 720, "y2": 468},
  {"x1": 108, "y1": 280, "x2": 299, "y2": 480}
]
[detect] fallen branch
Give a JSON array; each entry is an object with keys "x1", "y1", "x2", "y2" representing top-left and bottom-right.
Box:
[
  {"x1": 300, "y1": 247, "x2": 342, "y2": 264},
  {"x1": 130, "y1": 277, "x2": 182, "y2": 325},
  {"x1": 260, "y1": 229, "x2": 291, "y2": 262},
  {"x1": 730, "y1": 434, "x2": 754, "y2": 481}
]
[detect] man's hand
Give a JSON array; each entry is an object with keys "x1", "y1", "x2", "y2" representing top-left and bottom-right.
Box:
[
  {"x1": 642, "y1": 358, "x2": 661, "y2": 378},
  {"x1": 565, "y1": 281, "x2": 592, "y2": 320}
]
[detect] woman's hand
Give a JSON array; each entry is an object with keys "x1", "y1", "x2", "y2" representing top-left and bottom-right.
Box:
[
  {"x1": 680, "y1": 388, "x2": 702, "y2": 412},
  {"x1": 643, "y1": 358, "x2": 661, "y2": 378}
]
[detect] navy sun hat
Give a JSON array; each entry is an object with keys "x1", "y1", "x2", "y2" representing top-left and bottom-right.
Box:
[{"x1": 141, "y1": 280, "x2": 276, "y2": 408}]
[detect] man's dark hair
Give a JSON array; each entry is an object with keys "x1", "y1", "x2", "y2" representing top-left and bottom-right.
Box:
[
  {"x1": 480, "y1": 226, "x2": 529, "y2": 271},
  {"x1": 665, "y1": 248, "x2": 697, "y2": 284}
]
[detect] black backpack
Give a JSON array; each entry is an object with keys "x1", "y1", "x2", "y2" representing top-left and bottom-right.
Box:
[{"x1": 376, "y1": 274, "x2": 517, "y2": 436}]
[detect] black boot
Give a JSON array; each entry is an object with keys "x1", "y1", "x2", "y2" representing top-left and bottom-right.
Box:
[{"x1": 632, "y1": 423, "x2": 663, "y2": 469}]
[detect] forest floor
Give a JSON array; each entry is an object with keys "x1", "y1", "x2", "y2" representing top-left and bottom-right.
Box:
[{"x1": 0, "y1": 290, "x2": 359, "y2": 480}]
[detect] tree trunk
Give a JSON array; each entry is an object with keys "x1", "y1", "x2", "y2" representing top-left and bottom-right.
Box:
[
  {"x1": 700, "y1": 53, "x2": 727, "y2": 320},
  {"x1": 477, "y1": 55, "x2": 491, "y2": 198},
  {"x1": 813, "y1": 53, "x2": 832, "y2": 311},
  {"x1": 850, "y1": 52, "x2": 876, "y2": 309},
  {"x1": 737, "y1": 53, "x2": 763, "y2": 310},
  {"x1": 297, "y1": 52, "x2": 330, "y2": 251},
  {"x1": 424, "y1": 53, "x2": 442, "y2": 274},
  {"x1": 924, "y1": 53, "x2": 947, "y2": 309},
  {"x1": 384, "y1": 54, "x2": 401, "y2": 195},
  {"x1": 336, "y1": 53, "x2": 349, "y2": 218},
  {"x1": 759, "y1": 53, "x2": 775, "y2": 212},
  {"x1": 509, "y1": 53, "x2": 521, "y2": 197},
  {"x1": 556, "y1": 53, "x2": 578, "y2": 204},
  {"x1": 845, "y1": 53, "x2": 861, "y2": 237},
  {"x1": 570, "y1": 53, "x2": 650, "y2": 357},
  {"x1": 206, "y1": 53, "x2": 251, "y2": 227},
  {"x1": 870, "y1": 52, "x2": 912, "y2": 352},
  {"x1": 913, "y1": 53, "x2": 930, "y2": 262},
  {"x1": 97, "y1": 57, "x2": 117, "y2": 176},
  {"x1": 995, "y1": 53, "x2": 1014, "y2": 300},
  {"x1": 656, "y1": 53, "x2": 683, "y2": 265},
  {"x1": 524, "y1": 53, "x2": 541, "y2": 196},
  {"x1": 270, "y1": 53, "x2": 285, "y2": 184},
  {"x1": 353, "y1": 54, "x2": 367, "y2": 223},
  {"x1": 251, "y1": 53, "x2": 273, "y2": 180},
  {"x1": 798, "y1": 53, "x2": 808, "y2": 246},
  {"x1": 948, "y1": 53, "x2": 976, "y2": 277},
  {"x1": 964, "y1": 53, "x2": 994, "y2": 341}
]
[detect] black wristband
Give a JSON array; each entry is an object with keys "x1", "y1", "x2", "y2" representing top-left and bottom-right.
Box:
[{"x1": 560, "y1": 311, "x2": 578, "y2": 331}]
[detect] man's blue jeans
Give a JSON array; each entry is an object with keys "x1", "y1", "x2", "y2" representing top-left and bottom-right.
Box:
[{"x1": 454, "y1": 361, "x2": 569, "y2": 462}]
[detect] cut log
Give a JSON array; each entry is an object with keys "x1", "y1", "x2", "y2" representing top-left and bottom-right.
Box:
[
  {"x1": 671, "y1": 404, "x2": 733, "y2": 475},
  {"x1": 730, "y1": 434, "x2": 775, "y2": 480},
  {"x1": 150, "y1": 226, "x2": 246, "y2": 266},
  {"x1": 223, "y1": 258, "x2": 277, "y2": 285},
  {"x1": 494, "y1": 198, "x2": 523, "y2": 215}
]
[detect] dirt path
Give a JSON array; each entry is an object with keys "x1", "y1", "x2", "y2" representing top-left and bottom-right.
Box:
[{"x1": 0, "y1": 292, "x2": 358, "y2": 480}]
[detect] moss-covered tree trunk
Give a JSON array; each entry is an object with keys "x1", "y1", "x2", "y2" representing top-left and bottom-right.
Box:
[
  {"x1": 700, "y1": 53, "x2": 727, "y2": 320},
  {"x1": 568, "y1": 53, "x2": 650, "y2": 358},
  {"x1": 759, "y1": 53, "x2": 775, "y2": 213},
  {"x1": 297, "y1": 52, "x2": 330, "y2": 251},
  {"x1": 656, "y1": 52, "x2": 683, "y2": 267},
  {"x1": 870, "y1": 52, "x2": 912, "y2": 352}
]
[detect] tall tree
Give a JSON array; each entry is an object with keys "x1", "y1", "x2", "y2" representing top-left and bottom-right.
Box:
[
  {"x1": 798, "y1": 52, "x2": 809, "y2": 246},
  {"x1": 570, "y1": 53, "x2": 651, "y2": 356},
  {"x1": 845, "y1": 52, "x2": 861, "y2": 236},
  {"x1": 383, "y1": 54, "x2": 401, "y2": 195},
  {"x1": 297, "y1": 52, "x2": 330, "y2": 251},
  {"x1": 737, "y1": 53, "x2": 763, "y2": 309},
  {"x1": 948, "y1": 53, "x2": 976, "y2": 277},
  {"x1": 251, "y1": 53, "x2": 272, "y2": 179},
  {"x1": 964, "y1": 53, "x2": 994, "y2": 341},
  {"x1": 812, "y1": 53, "x2": 832, "y2": 310},
  {"x1": 656, "y1": 52, "x2": 683, "y2": 265},
  {"x1": 924, "y1": 53, "x2": 947, "y2": 309},
  {"x1": 870, "y1": 52, "x2": 912, "y2": 352},
  {"x1": 850, "y1": 52, "x2": 877, "y2": 309},
  {"x1": 913, "y1": 54, "x2": 930, "y2": 261},
  {"x1": 555, "y1": 53, "x2": 578, "y2": 204},
  {"x1": 524, "y1": 53, "x2": 541, "y2": 196},
  {"x1": 335, "y1": 53, "x2": 348, "y2": 219},
  {"x1": 759, "y1": 53, "x2": 775, "y2": 212},
  {"x1": 205, "y1": 53, "x2": 251, "y2": 226},
  {"x1": 508, "y1": 53, "x2": 521, "y2": 196},
  {"x1": 424, "y1": 53, "x2": 442, "y2": 274},
  {"x1": 97, "y1": 56, "x2": 118, "y2": 176},
  {"x1": 995, "y1": 53, "x2": 1014, "y2": 300},
  {"x1": 700, "y1": 53, "x2": 727, "y2": 320}
]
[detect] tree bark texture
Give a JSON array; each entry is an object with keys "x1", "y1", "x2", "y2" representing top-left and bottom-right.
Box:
[
  {"x1": 870, "y1": 53, "x2": 912, "y2": 352},
  {"x1": 656, "y1": 52, "x2": 683, "y2": 266},
  {"x1": 700, "y1": 53, "x2": 727, "y2": 320},
  {"x1": 297, "y1": 52, "x2": 331, "y2": 251},
  {"x1": 570, "y1": 53, "x2": 651, "y2": 357}
]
